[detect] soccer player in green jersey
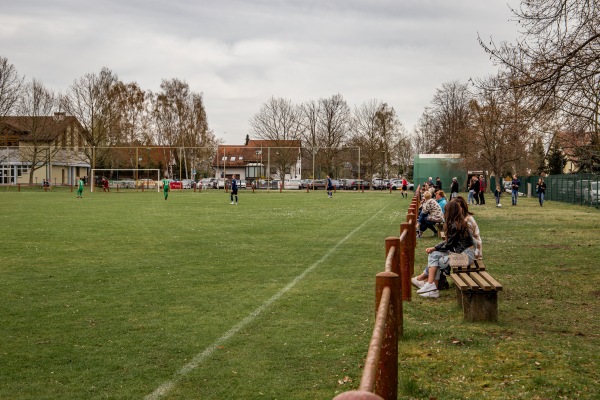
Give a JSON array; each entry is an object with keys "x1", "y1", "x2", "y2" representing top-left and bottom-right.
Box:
[
  {"x1": 162, "y1": 177, "x2": 170, "y2": 200},
  {"x1": 76, "y1": 177, "x2": 84, "y2": 198}
]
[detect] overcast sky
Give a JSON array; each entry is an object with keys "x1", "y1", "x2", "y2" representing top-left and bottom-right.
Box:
[{"x1": 1, "y1": 0, "x2": 521, "y2": 144}]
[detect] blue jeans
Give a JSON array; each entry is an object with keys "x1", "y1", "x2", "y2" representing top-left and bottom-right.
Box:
[
  {"x1": 418, "y1": 212, "x2": 438, "y2": 233},
  {"x1": 538, "y1": 192, "x2": 544, "y2": 206},
  {"x1": 512, "y1": 190, "x2": 519, "y2": 205},
  {"x1": 423, "y1": 248, "x2": 475, "y2": 280}
]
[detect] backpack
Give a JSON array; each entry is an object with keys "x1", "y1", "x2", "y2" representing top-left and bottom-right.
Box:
[{"x1": 438, "y1": 271, "x2": 450, "y2": 290}]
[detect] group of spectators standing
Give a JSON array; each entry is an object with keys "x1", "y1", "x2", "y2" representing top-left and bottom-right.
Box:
[{"x1": 467, "y1": 174, "x2": 487, "y2": 206}]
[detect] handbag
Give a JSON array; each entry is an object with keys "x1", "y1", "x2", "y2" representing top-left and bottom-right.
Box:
[{"x1": 449, "y1": 252, "x2": 469, "y2": 268}]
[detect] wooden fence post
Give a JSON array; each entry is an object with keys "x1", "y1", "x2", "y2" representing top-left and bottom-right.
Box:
[
  {"x1": 399, "y1": 223, "x2": 412, "y2": 302},
  {"x1": 385, "y1": 237, "x2": 403, "y2": 336},
  {"x1": 375, "y1": 271, "x2": 399, "y2": 399}
]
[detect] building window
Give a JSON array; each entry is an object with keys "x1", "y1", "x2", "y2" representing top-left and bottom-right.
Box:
[{"x1": 230, "y1": 157, "x2": 236, "y2": 162}]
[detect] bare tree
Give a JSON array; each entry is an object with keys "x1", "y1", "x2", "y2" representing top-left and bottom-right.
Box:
[
  {"x1": 60, "y1": 67, "x2": 119, "y2": 170},
  {"x1": 478, "y1": 0, "x2": 600, "y2": 170},
  {"x1": 412, "y1": 81, "x2": 472, "y2": 155},
  {"x1": 375, "y1": 103, "x2": 403, "y2": 178},
  {"x1": 249, "y1": 96, "x2": 302, "y2": 181},
  {"x1": 467, "y1": 74, "x2": 537, "y2": 180},
  {"x1": 0, "y1": 57, "x2": 24, "y2": 167},
  {"x1": 16, "y1": 79, "x2": 58, "y2": 184},
  {"x1": 317, "y1": 94, "x2": 350, "y2": 176},
  {"x1": 348, "y1": 99, "x2": 382, "y2": 180},
  {"x1": 0, "y1": 56, "x2": 24, "y2": 119},
  {"x1": 153, "y1": 78, "x2": 213, "y2": 179},
  {"x1": 299, "y1": 99, "x2": 321, "y2": 177}
]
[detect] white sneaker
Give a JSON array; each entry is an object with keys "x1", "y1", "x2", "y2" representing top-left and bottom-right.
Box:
[
  {"x1": 230, "y1": 202, "x2": 234, "y2": 205},
  {"x1": 411, "y1": 277, "x2": 425, "y2": 289},
  {"x1": 419, "y1": 289, "x2": 439, "y2": 298},
  {"x1": 416, "y1": 282, "x2": 437, "y2": 294}
]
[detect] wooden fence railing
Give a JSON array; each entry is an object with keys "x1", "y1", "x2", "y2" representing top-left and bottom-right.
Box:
[{"x1": 333, "y1": 188, "x2": 420, "y2": 400}]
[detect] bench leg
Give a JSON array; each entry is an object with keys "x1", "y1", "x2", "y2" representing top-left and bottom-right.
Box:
[
  {"x1": 455, "y1": 286, "x2": 463, "y2": 309},
  {"x1": 462, "y1": 291, "x2": 498, "y2": 322}
]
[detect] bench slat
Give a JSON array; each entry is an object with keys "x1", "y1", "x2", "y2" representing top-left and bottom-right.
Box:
[
  {"x1": 469, "y1": 272, "x2": 492, "y2": 291},
  {"x1": 459, "y1": 273, "x2": 479, "y2": 291},
  {"x1": 479, "y1": 271, "x2": 503, "y2": 291},
  {"x1": 449, "y1": 273, "x2": 469, "y2": 290}
]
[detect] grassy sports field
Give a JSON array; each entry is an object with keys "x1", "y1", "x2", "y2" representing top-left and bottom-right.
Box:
[{"x1": 0, "y1": 187, "x2": 598, "y2": 399}]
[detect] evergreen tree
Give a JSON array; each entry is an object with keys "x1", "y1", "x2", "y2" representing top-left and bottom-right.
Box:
[
  {"x1": 531, "y1": 137, "x2": 546, "y2": 175},
  {"x1": 547, "y1": 142, "x2": 566, "y2": 175}
]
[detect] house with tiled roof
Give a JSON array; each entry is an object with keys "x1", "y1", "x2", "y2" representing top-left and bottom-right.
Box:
[
  {"x1": 212, "y1": 139, "x2": 302, "y2": 183},
  {"x1": 0, "y1": 112, "x2": 89, "y2": 186},
  {"x1": 553, "y1": 131, "x2": 597, "y2": 173}
]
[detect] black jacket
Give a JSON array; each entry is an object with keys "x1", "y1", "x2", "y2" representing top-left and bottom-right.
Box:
[{"x1": 434, "y1": 223, "x2": 474, "y2": 254}]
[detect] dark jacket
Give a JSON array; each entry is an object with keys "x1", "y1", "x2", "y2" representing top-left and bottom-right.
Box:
[
  {"x1": 451, "y1": 181, "x2": 459, "y2": 194},
  {"x1": 536, "y1": 182, "x2": 546, "y2": 193},
  {"x1": 511, "y1": 178, "x2": 521, "y2": 191},
  {"x1": 434, "y1": 223, "x2": 474, "y2": 254},
  {"x1": 472, "y1": 179, "x2": 481, "y2": 193}
]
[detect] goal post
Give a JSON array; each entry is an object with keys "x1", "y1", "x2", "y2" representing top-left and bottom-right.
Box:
[{"x1": 90, "y1": 169, "x2": 161, "y2": 192}]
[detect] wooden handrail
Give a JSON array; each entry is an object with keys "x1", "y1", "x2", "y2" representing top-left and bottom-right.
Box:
[
  {"x1": 333, "y1": 189, "x2": 418, "y2": 400},
  {"x1": 359, "y1": 286, "x2": 391, "y2": 392}
]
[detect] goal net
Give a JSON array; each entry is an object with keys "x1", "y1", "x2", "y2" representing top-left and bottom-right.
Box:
[{"x1": 90, "y1": 169, "x2": 161, "y2": 192}]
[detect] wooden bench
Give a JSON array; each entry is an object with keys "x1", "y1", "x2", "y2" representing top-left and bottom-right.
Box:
[{"x1": 448, "y1": 260, "x2": 502, "y2": 322}]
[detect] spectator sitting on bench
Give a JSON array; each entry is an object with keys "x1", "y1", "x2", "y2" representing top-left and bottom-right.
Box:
[
  {"x1": 455, "y1": 196, "x2": 483, "y2": 260},
  {"x1": 412, "y1": 201, "x2": 476, "y2": 298},
  {"x1": 435, "y1": 190, "x2": 448, "y2": 212},
  {"x1": 417, "y1": 190, "x2": 444, "y2": 238}
]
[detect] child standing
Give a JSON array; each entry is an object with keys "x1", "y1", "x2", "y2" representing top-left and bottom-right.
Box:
[{"x1": 494, "y1": 184, "x2": 502, "y2": 207}]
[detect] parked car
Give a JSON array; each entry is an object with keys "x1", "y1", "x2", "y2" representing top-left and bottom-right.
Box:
[
  {"x1": 372, "y1": 179, "x2": 389, "y2": 190},
  {"x1": 198, "y1": 177, "x2": 217, "y2": 188},
  {"x1": 310, "y1": 179, "x2": 327, "y2": 190},
  {"x1": 117, "y1": 179, "x2": 136, "y2": 189},
  {"x1": 348, "y1": 179, "x2": 370, "y2": 190},
  {"x1": 181, "y1": 179, "x2": 195, "y2": 189},
  {"x1": 284, "y1": 179, "x2": 303, "y2": 189},
  {"x1": 256, "y1": 179, "x2": 278, "y2": 189},
  {"x1": 136, "y1": 178, "x2": 157, "y2": 188},
  {"x1": 389, "y1": 179, "x2": 402, "y2": 190},
  {"x1": 301, "y1": 179, "x2": 313, "y2": 189}
]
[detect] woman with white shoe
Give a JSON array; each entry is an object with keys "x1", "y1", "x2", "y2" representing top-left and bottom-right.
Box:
[{"x1": 412, "y1": 200, "x2": 475, "y2": 298}]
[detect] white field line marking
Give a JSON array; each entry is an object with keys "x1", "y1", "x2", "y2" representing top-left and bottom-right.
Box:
[{"x1": 145, "y1": 208, "x2": 385, "y2": 400}]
